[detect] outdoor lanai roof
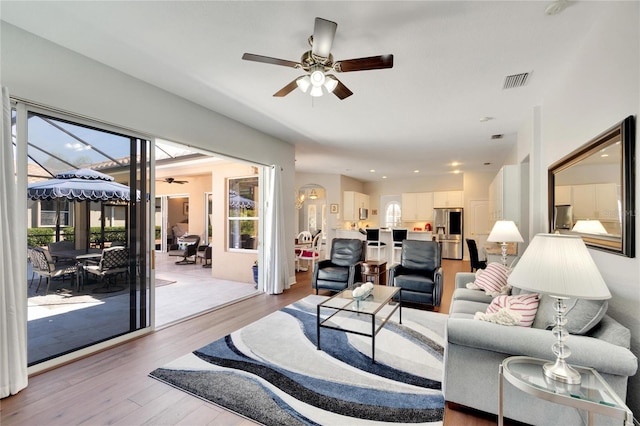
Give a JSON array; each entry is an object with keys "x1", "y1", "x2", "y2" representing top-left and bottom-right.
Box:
[{"x1": 17, "y1": 111, "x2": 201, "y2": 181}]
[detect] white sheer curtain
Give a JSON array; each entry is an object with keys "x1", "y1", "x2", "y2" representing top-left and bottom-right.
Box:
[
  {"x1": 1, "y1": 87, "x2": 28, "y2": 398},
  {"x1": 263, "y1": 165, "x2": 289, "y2": 294}
]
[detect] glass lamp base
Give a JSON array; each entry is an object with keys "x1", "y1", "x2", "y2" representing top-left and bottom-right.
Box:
[{"x1": 543, "y1": 358, "x2": 582, "y2": 384}]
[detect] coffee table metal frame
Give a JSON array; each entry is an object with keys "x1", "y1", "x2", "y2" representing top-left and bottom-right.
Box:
[{"x1": 316, "y1": 284, "x2": 401, "y2": 362}]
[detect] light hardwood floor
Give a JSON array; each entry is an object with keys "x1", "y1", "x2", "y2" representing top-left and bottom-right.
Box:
[{"x1": 2, "y1": 259, "x2": 501, "y2": 426}]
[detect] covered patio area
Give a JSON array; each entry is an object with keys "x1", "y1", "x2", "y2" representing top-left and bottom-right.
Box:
[{"x1": 27, "y1": 251, "x2": 258, "y2": 365}]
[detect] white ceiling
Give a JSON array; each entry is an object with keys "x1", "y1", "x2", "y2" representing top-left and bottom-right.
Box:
[{"x1": 2, "y1": 1, "x2": 609, "y2": 182}]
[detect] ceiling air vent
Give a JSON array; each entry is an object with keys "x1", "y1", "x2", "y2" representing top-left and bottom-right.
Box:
[
  {"x1": 503, "y1": 72, "x2": 530, "y2": 89},
  {"x1": 491, "y1": 134, "x2": 504, "y2": 140}
]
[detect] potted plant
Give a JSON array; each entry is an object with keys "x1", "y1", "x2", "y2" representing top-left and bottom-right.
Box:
[{"x1": 252, "y1": 260, "x2": 258, "y2": 288}]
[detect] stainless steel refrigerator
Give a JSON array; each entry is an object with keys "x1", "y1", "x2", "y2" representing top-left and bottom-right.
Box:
[
  {"x1": 554, "y1": 205, "x2": 573, "y2": 230},
  {"x1": 433, "y1": 208, "x2": 464, "y2": 259}
]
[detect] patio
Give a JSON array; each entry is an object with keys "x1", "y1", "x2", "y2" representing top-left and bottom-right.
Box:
[{"x1": 27, "y1": 251, "x2": 259, "y2": 365}]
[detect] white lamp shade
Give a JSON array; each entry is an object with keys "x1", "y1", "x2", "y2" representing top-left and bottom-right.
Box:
[
  {"x1": 487, "y1": 220, "x2": 524, "y2": 243},
  {"x1": 507, "y1": 233, "x2": 611, "y2": 300},
  {"x1": 296, "y1": 76, "x2": 311, "y2": 93},
  {"x1": 572, "y1": 220, "x2": 608, "y2": 234},
  {"x1": 324, "y1": 75, "x2": 338, "y2": 93},
  {"x1": 309, "y1": 85, "x2": 323, "y2": 97}
]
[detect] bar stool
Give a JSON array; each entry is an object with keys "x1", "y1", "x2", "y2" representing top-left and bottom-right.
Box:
[
  {"x1": 365, "y1": 228, "x2": 386, "y2": 261},
  {"x1": 392, "y1": 229, "x2": 408, "y2": 264}
]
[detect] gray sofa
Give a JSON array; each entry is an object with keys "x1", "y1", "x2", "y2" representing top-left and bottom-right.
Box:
[{"x1": 444, "y1": 272, "x2": 638, "y2": 425}]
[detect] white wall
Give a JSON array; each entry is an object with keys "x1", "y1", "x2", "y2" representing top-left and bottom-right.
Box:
[
  {"x1": 1, "y1": 23, "x2": 297, "y2": 287},
  {"x1": 518, "y1": 3, "x2": 640, "y2": 412}
]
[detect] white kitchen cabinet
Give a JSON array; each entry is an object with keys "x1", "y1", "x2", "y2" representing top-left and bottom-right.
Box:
[
  {"x1": 595, "y1": 183, "x2": 620, "y2": 221},
  {"x1": 571, "y1": 184, "x2": 596, "y2": 220},
  {"x1": 555, "y1": 185, "x2": 572, "y2": 206},
  {"x1": 401, "y1": 192, "x2": 433, "y2": 221},
  {"x1": 571, "y1": 183, "x2": 619, "y2": 221},
  {"x1": 343, "y1": 191, "x2": 370, "y2": 221},
  {"x1": 433, "y1": 191, "x2": 463, "y2": 208}
]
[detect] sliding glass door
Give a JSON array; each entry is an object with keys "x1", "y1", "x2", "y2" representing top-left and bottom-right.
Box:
[{"x1": 16, "y1": 103, "x2": 151, "y2": 366}]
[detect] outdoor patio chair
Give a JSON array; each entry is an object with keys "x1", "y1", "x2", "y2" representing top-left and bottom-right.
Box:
[
  {"x1": 47, "y1": 240, "x2": 76, "y2": 262},
  {"x1": 29, "y1": 246, "x2": 79, "y2": 294},
  {"x1": 197, "y1": 244, "x2": 212, "y2": 268},
  {"x1": 84, "y1": 246, "x2": 130, "y2": 292},
  {"x1": 168, "y1": 235, "x2": 201, "y2": 264}
]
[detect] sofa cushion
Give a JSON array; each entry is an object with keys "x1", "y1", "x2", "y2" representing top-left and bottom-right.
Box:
[
  {"x1": 452, "y1": 288, "x2": 494, "y2": 304},
  {"x1": 450, "y1": 299, "x2": 491, "y2": 316},
  {"x1": 472, "y1": 262, "x2": 510, "y2": 296},
  {"x1": 532, "y1": 295, "x2": 608, "y2": 335},
  {"x1": 480, "y1": 293, "x2": 540, "y2": 327}
]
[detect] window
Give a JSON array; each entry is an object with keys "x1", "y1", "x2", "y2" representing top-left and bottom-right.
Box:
[
  {"x1": 228, "y1": 176, "x2": 259, "y2": 250},
  {"x1": 40, "y1": 199, "x2": 71, "y2": 227},
  {"x1": 385, "y1": 202, "x2": 401, "y2": 227}
]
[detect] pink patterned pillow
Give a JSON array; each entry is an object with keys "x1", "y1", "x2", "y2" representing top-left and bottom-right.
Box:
[
  {"x1": 486, "y1": 293, "x2": 540, "y2": 327},
  {"x1": 474, "y1": 262, "x2": 510, "y2": 295}
]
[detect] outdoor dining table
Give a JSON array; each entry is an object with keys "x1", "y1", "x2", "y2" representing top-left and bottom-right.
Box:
[{"x1": 51, "y1": 249, "x2": 102, "y2": 290}]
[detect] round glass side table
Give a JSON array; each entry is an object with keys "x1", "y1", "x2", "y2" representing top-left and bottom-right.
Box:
[{"x1": 498, "y1": 356, "x2": 632, "y2": 426}]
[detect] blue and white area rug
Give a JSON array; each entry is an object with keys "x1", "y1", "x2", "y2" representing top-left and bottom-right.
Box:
[{"x1": 149, "y1": 295, "x2": 446, "y2": 425}]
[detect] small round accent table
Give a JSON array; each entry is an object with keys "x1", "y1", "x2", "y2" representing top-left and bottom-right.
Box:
[{"x1": 498, "y1": 356, "x2": 633, "y2": 426}]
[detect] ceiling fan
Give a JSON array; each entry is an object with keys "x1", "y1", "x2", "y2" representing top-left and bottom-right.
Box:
[
  {"x1": 242, "y1": 17, "x2": 394, "y2": 100},
  {"x1": 158, "y1": 177, "x2": 188, "y2": 184}
]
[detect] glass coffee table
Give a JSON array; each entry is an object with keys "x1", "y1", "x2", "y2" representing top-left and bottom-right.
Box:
[{"x1": 316, "y1": 284, "x2": 401, "y2": 362}]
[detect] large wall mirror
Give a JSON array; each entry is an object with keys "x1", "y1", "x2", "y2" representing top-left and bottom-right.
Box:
[{"x1": 548, "y1": 115, "x2": 635, "y2": 257}]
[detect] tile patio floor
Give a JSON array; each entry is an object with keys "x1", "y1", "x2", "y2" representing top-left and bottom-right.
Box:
[{"x1": 27, "y1": 251, "x2": 259, "y2": 365}]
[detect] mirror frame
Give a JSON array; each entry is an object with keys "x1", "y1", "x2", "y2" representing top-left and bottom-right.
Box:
[{"x1": 548, "y1": 115, "x2": 635, "y2": 257}]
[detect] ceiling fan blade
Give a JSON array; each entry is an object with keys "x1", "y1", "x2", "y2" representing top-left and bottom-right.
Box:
[
  {"x1": 331, "y1": 78, "x2": 353, "y2": 100},
  {"x1": 242, "y1": 53, "x2": 301, "y2": 69},
  {"x1": 273, "y1": 79, "x2": 300, "y2": 97},
  {"x1": 334, "y1": 54, "x2": 394, "y2": 72},
  {"x1": 311, "y1": 18, "x2": 337, "y2": 61}
]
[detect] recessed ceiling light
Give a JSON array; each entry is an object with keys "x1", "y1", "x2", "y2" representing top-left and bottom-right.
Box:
[
  {"x1": 453, "y1": 170, "x2": 461, "y2": 174},
  {"x1": 451, "y1": 161, "x2": 460, "y2": 167},
  {"x1": 382, "y1": 175, "x2": 387, "y2": 179},
  {"x1": 480, "y1": 117, "x2": 495, "y2": 122},
  {"x1": 601, "y1": 154, "x2": 609, "y2": 158},
  {"x1": 413, "y1": 170, "x2": 420, "y2": 173},
  {"x1": 370, "y1": 169, "x2": 376, "y2": 173}
]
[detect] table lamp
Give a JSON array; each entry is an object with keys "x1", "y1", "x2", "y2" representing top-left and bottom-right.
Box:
[
  {"x1": 507, "y1": 233, "x2": 611, "y2": 384},
  {"x1": 487, "y1": 221, "x2": 524, "y2": 267},
  {"x1": 572, "y1": 219, "x2": 608, "y2": 235}
]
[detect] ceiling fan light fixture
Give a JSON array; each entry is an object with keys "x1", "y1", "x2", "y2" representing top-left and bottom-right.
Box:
[
  {"x1": 324, "y1": 75, "x2": 338, "y2": 93},
  {"x1": 310, "y1": 69, "x2": 326, "y2": 87},
  {"x1": 296, "y1": 75, "x2": 311, "y2": 93},
  {"x1": 309, "y1": 85, "x2": 323, "y2": 97}
]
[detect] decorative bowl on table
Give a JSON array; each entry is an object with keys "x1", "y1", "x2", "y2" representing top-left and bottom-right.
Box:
[{"x1": 352, "y1": 282, "x2": 374, "y2": 301}]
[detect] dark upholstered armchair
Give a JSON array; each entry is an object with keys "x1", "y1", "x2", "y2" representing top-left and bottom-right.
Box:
[
  {"x1": 389, "y1": 240, "x2": 443, "y2": 308},
  {"x1": 168, "y1": 235, "x2": 201, "y2": 264},
  {"x1": 312, "y1": 238, "x2": 365, "y2": 294}
]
